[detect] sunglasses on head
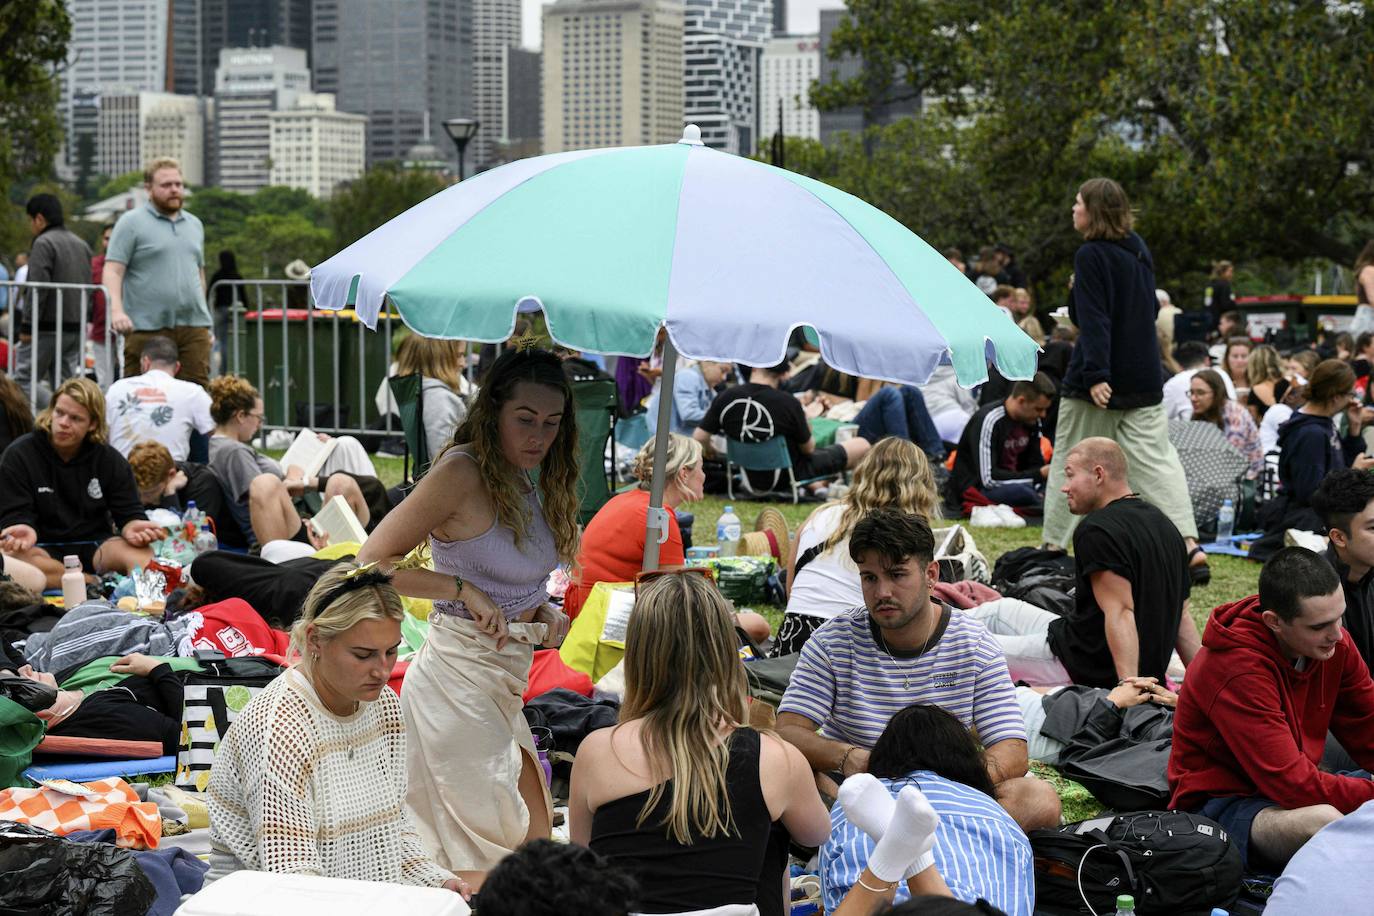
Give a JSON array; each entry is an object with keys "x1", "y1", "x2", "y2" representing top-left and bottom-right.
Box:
[{"x1": 633, "y1": 565, "x2": 715, "y2": 597}]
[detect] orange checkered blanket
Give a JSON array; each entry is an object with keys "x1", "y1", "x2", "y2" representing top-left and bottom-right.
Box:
[{"x1": 0, "y1": 776, "x2": 161, "y2": 848}]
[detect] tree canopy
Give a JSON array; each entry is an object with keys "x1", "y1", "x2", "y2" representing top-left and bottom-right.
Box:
[{"x1": 804, "y1": 0, "x2": 1374, "y2": 302}]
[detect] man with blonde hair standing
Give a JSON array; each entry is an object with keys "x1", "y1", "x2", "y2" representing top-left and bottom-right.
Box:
[{"x1": 102, "y1": 158, "x2": 213, "y2": 386}]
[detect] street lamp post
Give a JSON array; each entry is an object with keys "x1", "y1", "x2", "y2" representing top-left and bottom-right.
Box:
[{"x1": 442, "y1": 117, "x2": 481, "y2": 181}]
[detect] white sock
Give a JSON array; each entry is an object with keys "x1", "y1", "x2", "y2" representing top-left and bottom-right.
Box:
[
  {"x1": 837, "y1": 773, "x2": 897, "y2": 841},
  {"x1": 865, "y1": 785, "x2": 942, "y2": 884}
]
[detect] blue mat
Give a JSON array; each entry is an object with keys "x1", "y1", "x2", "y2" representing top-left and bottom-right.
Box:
[
  {"x1": 23, "y1": 755, "x2": 176, "y2": 783},
  {"x1": 1199, "y1": 533, "x2": 1262, "y2": 558}
]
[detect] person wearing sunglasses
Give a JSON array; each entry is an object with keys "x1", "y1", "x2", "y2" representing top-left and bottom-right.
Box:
[
  {"x1": 356, "y1": 347, "x2": 578, "y2": 886},
  {"x1": 570, "y1": 570, "x2": 830, "y2": 915}
]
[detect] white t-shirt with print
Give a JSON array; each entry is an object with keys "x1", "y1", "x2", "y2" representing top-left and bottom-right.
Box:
[{"x1": 105, "y1": 368, "x2": 214, "y2": 461}]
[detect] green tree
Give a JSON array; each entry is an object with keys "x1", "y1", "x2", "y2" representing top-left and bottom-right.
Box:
[
  {"x1": 95, "y1": 171, "x2": 145, "y2": 201},
  {"x1": 328, "y1": 162, "x2": 448, "y2": 249},
  {"x1": 808, "y1": 0, "x2": 1374, "y2": 304},
  {"x1": 221, "y1": 212, "x2": 334, "y2": 279}
]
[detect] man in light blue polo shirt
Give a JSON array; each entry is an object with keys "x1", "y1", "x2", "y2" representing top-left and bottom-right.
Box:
[{"x1": 102, "y1": 157, "x2": 213, "y2": 387}]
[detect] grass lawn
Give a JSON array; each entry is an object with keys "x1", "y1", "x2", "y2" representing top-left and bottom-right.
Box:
[{"x1": 357, "y1": 453, "x2": 1261, "y2": 632}]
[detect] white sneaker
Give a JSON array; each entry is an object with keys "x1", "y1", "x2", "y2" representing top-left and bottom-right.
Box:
[
  {"x1": 969, "y1": 505, "x2": 1002, "y2": 528},
  {"x1": 994, "y1": 504, "x2": 1027, "y2": 528}
]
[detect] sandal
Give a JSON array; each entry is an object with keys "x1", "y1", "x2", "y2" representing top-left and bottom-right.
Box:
[{"x1": 1188, "y1": 546, "x2": 1211, "y2": 587}]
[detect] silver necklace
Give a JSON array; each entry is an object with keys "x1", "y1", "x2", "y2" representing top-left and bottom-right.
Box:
[{"x1": 875, "y1": 608, "x2": 938, "y2": 691}]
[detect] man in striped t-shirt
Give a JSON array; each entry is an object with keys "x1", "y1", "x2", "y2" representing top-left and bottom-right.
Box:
[{"x1": 777, "y1": 508, "x2": 1062, "y2": 831}]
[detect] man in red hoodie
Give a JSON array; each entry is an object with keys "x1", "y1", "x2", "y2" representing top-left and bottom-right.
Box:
[{"x1": 1169, "y1": 546, "x2": 1374, "y2": 870}]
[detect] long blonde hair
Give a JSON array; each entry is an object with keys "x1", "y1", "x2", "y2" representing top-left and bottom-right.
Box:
[
  {"x1": 445, "y1": 348, "x2": 580, "y2": 561},
  {"x1": 620, "y1": 573, "x2": 750, "y2": 845},
  {"x1": 291, "y1": 563, "x2": 405, "y2": 677},
  {"x1": 1246, "y1": 344, "x2": 1284, "y2": 386},
  {"x1": 821, "y1": 437, "x2": 941, "y2": 555},
  {"x1": 633, "y1": 433, "x2": 702, "y2": 491},
  {"x1": 396, "y1": 334, "x2": 467, "y2": 393}
]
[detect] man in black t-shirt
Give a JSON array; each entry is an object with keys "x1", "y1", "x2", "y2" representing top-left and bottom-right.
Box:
[
  {"x1": 694, "y1": 360, "x2": 870, "y2": 491},
  {"x1": 968, "y1": 437, "x2": 1198, "y2": 687}
]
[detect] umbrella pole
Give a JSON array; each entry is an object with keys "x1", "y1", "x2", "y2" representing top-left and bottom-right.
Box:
[{"x1": 642, "y1": 336, "x2": 679, "y2": 571}]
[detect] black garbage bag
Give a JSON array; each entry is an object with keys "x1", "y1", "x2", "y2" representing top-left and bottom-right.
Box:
[{"x1": 0, "y1": 820, "x2": 157, "y2": 915}]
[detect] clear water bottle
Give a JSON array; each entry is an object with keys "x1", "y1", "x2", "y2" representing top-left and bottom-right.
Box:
[
  {"x1": 194, "y1": 519, "x2": 218, "y2": 555},
  {"x1": 1114, "y1": 895, "x2": 1135, "y2": 916},
  {"x1": 183, "y1": 500, "x2": 200, "y2": 539},
  {"x1": 716, "y1": 505, "x2": 742, "y2": 557},
  {"x1": 1216, "y1": 498, "x2": 1235, "y2": 547}
]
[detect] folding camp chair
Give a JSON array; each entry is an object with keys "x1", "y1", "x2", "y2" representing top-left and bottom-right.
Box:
[
  {"x1": 725, "y1": 436, "x2": 835, "y2": 504},
  {"x1": 572, "y1": 377, "x2": 618, "y2": 524},
  {"x1": 387, "y1": 373, "x2": 430, "y2": 485}
]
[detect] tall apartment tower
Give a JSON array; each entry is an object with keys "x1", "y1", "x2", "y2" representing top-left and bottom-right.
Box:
[
  {"x1": 213, "y1": 46, "x2": 311, "y2": 191},
  {"x1": 199, "y1": 0, "x2": 313, "y2": 98},
  {"x1": 98, "y1": 92, "x2": 206, "y2": 185},
  {"x1": 269, "y1": 93, "x2": 366, "y2": 198},
  {"x1": 472, "y1": 0, "x2": 522, "y2": 170},
  {"x1": 760, "y1": 33, "x2": 819, "y2": 141},
  {"x1": 313, "y1": 0, "x2": 474, "y2": 167},
  {"x1": 817, "y1": 8, "x2": 918, "y2": 147},
  {"x1": 542, "y1": 0, "x2": 684, "y2": 153},
  {"x1": 682, "y1": 0, "x2": 771, "y2": 155}
]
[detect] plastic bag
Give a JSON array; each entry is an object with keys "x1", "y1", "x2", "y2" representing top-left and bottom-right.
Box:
[
  {"x1": 0, "y1": 675, "x2": 58, "y2": 714},
  {"x1": 688, "y1": 555, "x2": 776, "y2": 605},
  {"x1": 0, "y1": 819, "x2": 157, "y2": 915}
]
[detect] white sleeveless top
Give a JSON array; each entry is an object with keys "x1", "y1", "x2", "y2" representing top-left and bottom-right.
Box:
[{"x1": 784, "y1": 503, "x2": 863, "y2": 621}]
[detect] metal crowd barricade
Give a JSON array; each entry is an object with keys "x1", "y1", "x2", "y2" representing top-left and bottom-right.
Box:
[
  {"x1": 0, "y1": 280, "x2": 114, "y2": 414},
  {"x1": 207, "y1": 278, "x2": 398, "y2": 439}
]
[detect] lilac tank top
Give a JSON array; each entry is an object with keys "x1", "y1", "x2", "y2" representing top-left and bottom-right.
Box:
[{"x1": 431, "y1": 457, "x2": 559, "y2": 621}]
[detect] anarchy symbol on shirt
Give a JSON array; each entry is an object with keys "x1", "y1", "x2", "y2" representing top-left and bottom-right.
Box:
[{"x1": 722, "y1": 398, "x2": 776, "y2": 443}]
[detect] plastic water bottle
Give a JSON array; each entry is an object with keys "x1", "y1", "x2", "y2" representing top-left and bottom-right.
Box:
[
  {"x1": 183, "y1": 500, "x2": 201, "y2": 539},
  {"x1": 716, "y1": 505, "x2": 742, "y2": 557},
  {"x1": 194, "y1": 519, "x2": 218, "y2": 555},
  {"x1": 1210, "y1": 909, "x2": 1229, "y2": 916},
  {"x1": 1114, "y1": 896, "x2": 1135, "y2": 916},
  {"x1": 61, "y1": 555, "x2": 86, "y2": 609},
  {"x1": 1216, "y1": 498, "x2": 1235, "y2": 547}
]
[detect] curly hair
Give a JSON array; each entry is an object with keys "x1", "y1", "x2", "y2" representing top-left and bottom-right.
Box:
[
  {"x1": 208, "y1": 375, "x2": 258, "y2": 426},
  {"x1": 446, "y1": 348, "x2": 580, "y2": 561},
  {"x1": 35, "y1": 377, "x2": 107, "y2": 445},
  {"x1": 821, "y1": 437, "x2": 941, "y2": 556},
  {"x1": 632, "y1": 433, "x2": 702, "y2": 491},
  {"x1": 127, "y1": 440, "x2": 175, "y2": 493},
  {"x1": 479, "y1": 840, "x2": 638, "y2": 916}
]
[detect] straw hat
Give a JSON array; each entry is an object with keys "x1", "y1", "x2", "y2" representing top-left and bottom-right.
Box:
[
  {"x1": 751, "y1": 507, "x2": 791, "y2": 563},
  {"x1": 737, "y1": 531, "x2": 774, "y2": 559},
  {"x1": 284, "y1": 259, "x2": 311, "y2": 281}
]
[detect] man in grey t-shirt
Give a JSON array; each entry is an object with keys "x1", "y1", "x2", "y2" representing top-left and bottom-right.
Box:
[{"x1": 103, "y1": 158, "x2": 213, "y2": 387}]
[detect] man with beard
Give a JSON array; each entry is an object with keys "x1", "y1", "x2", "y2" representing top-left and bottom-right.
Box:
[
  {"x1": 776, "y1": 507, "x2": 1061, "y2": 831},
  {"x1": 102, "y1": 158, "x2": 213, "y2": 386}
]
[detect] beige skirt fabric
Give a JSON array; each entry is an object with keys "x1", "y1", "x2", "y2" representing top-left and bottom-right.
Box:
[{"x1": 401, "y1": 612, "x2": 553, "y2": 872}]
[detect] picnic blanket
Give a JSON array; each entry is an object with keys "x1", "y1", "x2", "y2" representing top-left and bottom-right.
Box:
[{"x1": 0, "y1": 776, "x2": 161, "y2": 848}]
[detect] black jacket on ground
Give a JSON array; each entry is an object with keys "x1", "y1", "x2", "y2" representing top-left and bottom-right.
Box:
[
  {"x1": 46, "y1": 663, "x2": 184, "y2": 756},
  {"x1": 0, "y1": 432, "x2": 145, "y2": 544},
  {"x1": 1040, "y1": 685, "x2": 1174, "y2": 810},
  {"x1": 1062, "y1": 232, "x2": 1165, "y2": 409},
  {"x1": 948, "y1": 401, "x2": 1044, "y2": 499}
]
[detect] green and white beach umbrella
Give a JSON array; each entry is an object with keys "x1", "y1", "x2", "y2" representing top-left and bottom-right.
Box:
[{"x1": 311, "y1": 126, "x2": 1038, "y2": 389}]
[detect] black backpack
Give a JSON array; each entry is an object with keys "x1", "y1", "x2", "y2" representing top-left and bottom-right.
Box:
[{"x1": 1030, "y1": 811, "x2": 1241, "y2": 916}]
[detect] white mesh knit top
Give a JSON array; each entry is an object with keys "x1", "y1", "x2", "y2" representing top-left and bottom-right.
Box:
[{"x1": 206, "y1": 667, "x2": 454, "y2": 888}]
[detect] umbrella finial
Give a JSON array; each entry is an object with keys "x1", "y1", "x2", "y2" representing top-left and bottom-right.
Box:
[{"x1": 679, "y1": 124, "x2": 704, "y2": 146}]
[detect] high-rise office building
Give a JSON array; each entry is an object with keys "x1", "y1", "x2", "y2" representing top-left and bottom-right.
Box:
[
  {"x1": 200, "y1": 0, "x2": 313, "y2": 98},
  {"x1": 99, "y1": 92, "x2": 206, "y2": 185},
  {"x1": 498, "y1": 46, "x2": 542, "y2": 162},
  {"x1": 817, "y1": 8, "x2": 918, "y2": 146},
  {"x1": 268, "y1": 92, "x2": 366, "y2": 198},
  {"x1": 313, "y1": 0, "x2": 473, "y2": 167},
  {"x1": 213, "y1": 46, "x2": 310, "y2": 191},
  {"x1": 760, "y1": 33, "x2": 818, "y2": 141},
  {"x1": 472, "y1": 0, "x2": 522, "y2": 170},
  {"x1": 542, "y1": 0, "x2": 684, "y2": 153},
  {"x1": 682, "y1": 0, "x2": 771, "y2": 156}
]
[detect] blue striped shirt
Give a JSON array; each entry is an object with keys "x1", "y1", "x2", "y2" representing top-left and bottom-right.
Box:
[
  {"x1": 820, "y1": 772, "x2": 1035, "y2": 916},
  {"x1": 778, "y1": 605, "x2": 1027, "y2": 749}
]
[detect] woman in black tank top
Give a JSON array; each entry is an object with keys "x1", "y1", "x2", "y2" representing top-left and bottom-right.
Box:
[{"x1": 569, "y1": 572, "x2": 830, "y2": 915}]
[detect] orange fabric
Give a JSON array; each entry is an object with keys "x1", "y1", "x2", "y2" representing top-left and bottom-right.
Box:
[
  {"x1": 562, "y1": 489, "x2": 684, "y2": 620},
  {"x1": 0, "y1": 777, "x2": 161, "y2": 848},
  {"x1": 35, "y1": 735, "x2": 163, "y2": 759}
]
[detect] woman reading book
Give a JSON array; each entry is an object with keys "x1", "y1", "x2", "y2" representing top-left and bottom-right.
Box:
[{"x1": 355, "y1": 347, "x2": 578, "y2": 887}]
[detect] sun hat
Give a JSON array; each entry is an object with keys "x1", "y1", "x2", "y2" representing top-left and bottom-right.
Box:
[
  {"x1": 751, "y1": 507, "x2": 791, "y2": 563},
  {"x1": 284, "y1": 259, "x2": 311, "y2": 281}
]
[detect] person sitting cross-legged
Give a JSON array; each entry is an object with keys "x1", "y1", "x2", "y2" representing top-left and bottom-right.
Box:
[
  {"x1": 1168, "y1": 547, "x2": 1374, "y2": 872},
  {"x1": 775, "y1": 507, "x2": 1061, "y2": 832},
  {"x1": 0, "y1": 377, "x2": 162, "y2": 588},
  {"x1": 946, "y1": 372, "x2": 1055, "y2": 512},
  {"x1": 966, "y1": 437, "x2": 1200, "y2": 687}
]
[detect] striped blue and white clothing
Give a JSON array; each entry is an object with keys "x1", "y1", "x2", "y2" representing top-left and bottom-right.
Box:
[
  {"x1": 778, "y1": 605, "x2": 1027, "y2": 750},
  {"x1": 821, "y1": 772, "x2": 1034, "y2": 916}
]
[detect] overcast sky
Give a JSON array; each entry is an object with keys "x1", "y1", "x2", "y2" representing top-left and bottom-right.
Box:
[{"x1": 520, "y1": 0, "x2": 843, "y2": 48}]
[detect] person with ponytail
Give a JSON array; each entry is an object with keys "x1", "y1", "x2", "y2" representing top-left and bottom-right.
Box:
[
  {"x1": 205, "y1": 563, "x2": 467, "y2": 895},
  {"x1": 570, "y1": 572, "x2": 830, "y2": 915},
  {"x1": 356, "y1": 346, "x2": 579, "y2": 883}
]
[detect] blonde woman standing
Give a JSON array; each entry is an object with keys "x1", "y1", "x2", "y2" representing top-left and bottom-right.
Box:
[
  {"x1": 772, "y1": 437, "x2": 942, "y2": 656},
  {"x1": 206, "y1": 563, "x2": 467, "y2": 896},
  {"x1": 570, "y1": 572, "x2": 830, "y2": 916},
  {"x1": 356, "y1": 347, "x2": 579, "y2": 883}
]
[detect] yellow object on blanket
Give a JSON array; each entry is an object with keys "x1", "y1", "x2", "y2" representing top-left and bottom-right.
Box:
[
  {"x1": 0, "y1": 776, "x2": 162, "y2": 848},
  {"x1": 559, "y1": 581, "x2": 634, "y2": 681}
]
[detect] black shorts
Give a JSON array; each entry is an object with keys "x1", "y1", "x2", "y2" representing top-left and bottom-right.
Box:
[
  {"x1": 796, "y1": 443, "x2": 849, "y2": 480},
  {"x1": 38, "y1": 539, "x2": 116, "y2": 574}
]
